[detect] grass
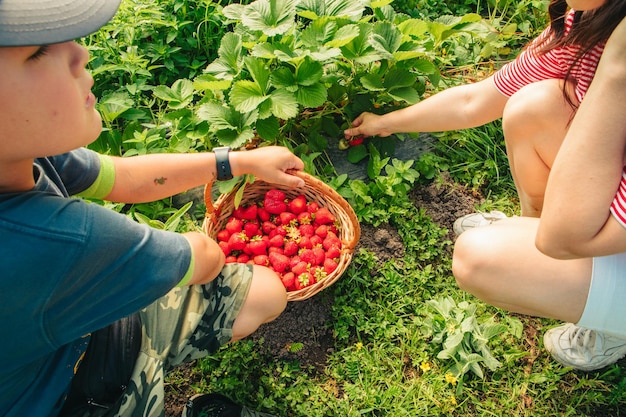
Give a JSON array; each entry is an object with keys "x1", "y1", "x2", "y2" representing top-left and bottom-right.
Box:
[{"x1": 83, "y1": 0, "x2": 626, "y2": 415}]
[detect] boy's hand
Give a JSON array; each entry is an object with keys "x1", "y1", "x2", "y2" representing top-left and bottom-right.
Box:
[{"x1": 231, "y1": 146, "x2": 305, "y2": 188}]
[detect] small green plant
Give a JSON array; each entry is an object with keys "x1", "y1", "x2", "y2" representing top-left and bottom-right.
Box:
[{"x1": 420, "y1": 296, "x2": 507, "y2": 382}]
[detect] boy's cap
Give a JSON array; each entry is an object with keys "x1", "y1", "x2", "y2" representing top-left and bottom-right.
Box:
[{"x1": 0, "y1": 0, "x2": 121, "y2": 46}]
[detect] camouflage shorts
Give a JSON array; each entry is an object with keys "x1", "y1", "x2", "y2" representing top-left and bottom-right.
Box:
[{"x1": 108, "y1": 263, "x2": 253, "y2": 417}]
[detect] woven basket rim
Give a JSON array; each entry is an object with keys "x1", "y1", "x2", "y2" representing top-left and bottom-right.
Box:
[{"x1": 203, "y1": 171, "x2": 360, "y2": 301}]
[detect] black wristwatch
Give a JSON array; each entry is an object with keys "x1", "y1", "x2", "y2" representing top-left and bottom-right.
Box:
[{"x1": 214, "y1": 146, "x2": 233, "y2": 181}]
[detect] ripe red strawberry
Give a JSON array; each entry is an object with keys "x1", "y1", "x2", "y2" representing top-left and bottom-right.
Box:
[
  {"x1": 218, "y1": 241, "x2": 231, "y2": 256},
  {"x1": 314, "y1": 207, "x2": 335, "y2": 225},
  {"x1": 268, "y1": 246, "x2": 284, "y2": 255},
  {"x1": 236, "y1": 253, "x2": 250, "y2": 263},
  {"x1": 297, "y1": 211, "x2": 312, "y2": 225},
  {"x1": 247, "y1": 238, "x2": 268, "y2": 256},
  {"x1": 295, "y1": 272, "x2": 314, "y2": 290},
  {"x1": 299, "y1": 224, "x2": 315, "y2": 238},
  {"x1": 323, "y1": 231, "x2": 341, "y2": 251},
  {"x1": 307, "y1": 201, "x2": 319, "y2": 213},
  {"x1": 243, "y1": 221, "x2": 260, "y2": 238},
  {"x1": 323, "y1": 258, "x2": 338, "y2": 274},
  {"x1": 216, "y1": 229, "x2": 231, "y2": 242},
  {"x1": 225, "y1": 217, "x2": 244, "y2": 234},
  {"x1": 257, "y1": 207, "x2": 271, "y2": 222},
  {"x1": 261, "y1": 221, "x2": 276, "y2": 235},
  {"x1": 314, "y1": 224, "x2": 328, "y2": 239},
  {"x1": 291, "y1": 260, "x2": 308, "y2": 276},
  {"x1": 281, "y1": 272, "x2": 296, "y2": 291},
  {"x1": 310, "y1": 235, "x2": 323, "y2": 247},
  {"x1": 227, "y1": 232, "x2": 247, "y2": 251},
  {"x1": 289, "y1": 194, "x2": 307, "y2": 214},
  {"x1": 283, "y1": 240, "x2": 299, "y2": 256},
  {"x1": 348, "y1": 135, "x2": 364, "y2": 146},
  {"x1": 298, "y1": 235, "x2": 313, "y2": 249},
  {"x1": 233, "y1": 204, "x2": 258, "y2": 221},
  {"x1": 264, "y1": 189, "x2": 287, "y2": 214},
  {"x1": 253, "y1": 254, "x2": 269, "y2": 266},
  {"x1": 268, "y1": 234, "x2": 284, "y2": 248},
  {"x1": 325, "y1": 245, "x2": 341, "y2": 259},
  {"x1": 225, "y1": 255, "x2": 237, "y2": 263},
  {"x1": 289, "y1": 255, "x2": 302, "y2": 269},
  {"x1": 299, "y1": 248, "x2": 316, "y2": 265},
  {"x1": 312, "y1": 247, "x2": 326, "y2": 265},
  {"x1": 269, "y1": 252, "x2": 290, "y2": 273},
  {"x1": 279, "y1": 211, "x2": 297, "y2": 226}
]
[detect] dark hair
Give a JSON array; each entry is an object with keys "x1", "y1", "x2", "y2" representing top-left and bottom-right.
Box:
[{"x1": 532, "y1": 0, "x2": 626, "y2": 107}]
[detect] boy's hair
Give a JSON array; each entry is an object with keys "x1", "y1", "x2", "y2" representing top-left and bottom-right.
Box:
[{"x1": 0, "y1": 0, "x2": 121, "y2": 47}]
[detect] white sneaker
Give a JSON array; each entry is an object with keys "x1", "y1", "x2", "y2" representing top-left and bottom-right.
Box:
[
  {"x1": 543, "y1": 323, "x2": 626, "y2": 371},
  {"x1": 453, "y1": 210, "x2": 508, "y2": 235}
]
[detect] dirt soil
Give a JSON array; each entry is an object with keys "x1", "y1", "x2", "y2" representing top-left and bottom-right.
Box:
[{"x1": 164, "y1": 176, "x2": 482, "y2": 416}]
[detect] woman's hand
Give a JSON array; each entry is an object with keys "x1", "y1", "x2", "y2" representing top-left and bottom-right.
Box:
[{"x1": 344, "y1": 112, "x2": 392, "y2": 138}]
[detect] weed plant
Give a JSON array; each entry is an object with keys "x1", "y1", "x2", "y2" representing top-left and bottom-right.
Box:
[{"x1": 82, "y1": 0, "x2": 626, "y2": 415}]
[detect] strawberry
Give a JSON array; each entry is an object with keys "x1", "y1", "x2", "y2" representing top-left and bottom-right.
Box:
[
  {"x1": 323, "y1": 231, "x2": 341, "y2": 251},
  {"x1": 348, "y1": 135, "x2": 364, "y2": 146},
  {"x1": 225, "y1": 255, "x2": 237, "y2": 263},
  {"x1": 291, "y1": 260, "x2": 308, "y2": 276},
  {"x1": 261, "y1": 221, "x2": 276, "y2": 235},
  {"x1": 312, "y1": 247, "x2": 326, "y2": 265},
  {"x1": 225, "y1": 217, "x2": 244, "y2": 235},
  {"x1": 247, "y1": 238, "x2": 268, "y2": 256},
  {"x1": 269, "y1": 252, "x2": 290, "y2": 273},
  {"x1": 233, "y1": 204, "x2": 258, "y2": 221},
  {"x1": 299, "y1": 248, "x2": 316, "y2": 265},
  {"x1": 310, "y1": 235, "x2": 323, "y2": 247},
  {"x1": 257, "y1": 207, "x2": 271, "y2": 222},
  {"x1": 288, "y1": 194, "x2": 307, "y2": 214},
  {"x1": 268, "y1": 234, "x2": 284, "y2": 248},
  {"x1": 281, "y1": 272, "x2": 296, "y2": 291},
  {"x1": 297, "y1": 211, "x2": 312, "y2": 225},
  {"x1": 289, "y1": 255, "x2": 302, "y2": 269},
  {"x1": 299, "y1": 224, "x2": 315, "y2": 238},
  {"x1": 227, "y1": 232, "x2": 247, "y2": 251},
  {"x1": 268, "y1": 246, "x2": 284, "y2": 255},
  {"x1": 298, "y1": 235, "x2": 313, "y2": 249},
  {"x1": 216, "y1": 229, "x2": 231, "y2": 242},
  {"x1": 323, "y1": 258, "x2": 338, "y2": 274},
  {"x1": 218, "y1": 241, "x2": 231, "y2": 256},
  {"x1": 314, "y1": 224, "x2": 328, "y2": 239},
  {"x1": 279, "y1": 211, "x2": 297, "y2": 226},
  {"x1": 236, "y1": 253, "x2": 250, "y2": 263},
  {"x1": 314, "y1": 207, "x2": 335, "y2": 225},
  {"x1": 325, "y1": 245, "x2": 341, "y2": 260},
  {"x1": 283, "y1": 240, "x2": 299, "y2": 256},
  {"x1": 243, "y1": 221, "x2": 260, "y2": 238},
  {"x1": 295, "y1": 272, "x2": 314, "y2": 290},
  {"x1": 307, "y1": 201, "x2": 319, "y2": 214},
  {"x1": 264, "y1": 189, "x2": 287, "y2": 214},
  {"x1": 253, "y1": 254, "x2": 269, "y2": 266}
]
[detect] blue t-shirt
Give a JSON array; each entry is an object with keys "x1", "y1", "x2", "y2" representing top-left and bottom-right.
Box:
[{"x1": 0, "y1": 148, "x2": 192, "y2": 417}]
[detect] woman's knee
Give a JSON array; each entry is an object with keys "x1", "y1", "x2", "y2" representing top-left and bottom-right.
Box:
[{"x1": 451, "y1": 229, "x2": 493, "y2": 293}]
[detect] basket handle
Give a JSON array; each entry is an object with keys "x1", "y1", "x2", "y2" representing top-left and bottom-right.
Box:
[{"x1": 204, "y1": 171, "x2": 360, "y2": 249}]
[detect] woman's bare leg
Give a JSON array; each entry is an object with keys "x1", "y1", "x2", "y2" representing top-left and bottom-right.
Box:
[
  {"x1": 452, "y1": 216, "x2": 591, "y2": 322},
  {"x1": 502, "y1": 79, "x2": 578, "y2": 217}
]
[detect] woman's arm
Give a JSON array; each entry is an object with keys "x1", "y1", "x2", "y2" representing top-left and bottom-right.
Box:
[
  {"x1": 344, "y1": 76, "x2": 508, "y2": 138},
  {"x1": 536, "y1": 17, "x2": 626, "y2": 259},
  {"x1": 104, "y1": 146, "x2": 305, "y2": 203}
]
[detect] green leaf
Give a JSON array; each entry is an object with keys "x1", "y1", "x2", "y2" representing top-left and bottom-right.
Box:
[
  {"x1": 360, "y1": 73, "x2": 385, "y2": 91},
  {"x1": 326, "y1": 24, "x2": 360, "y2": 48},
  {"x1": 241, "y1": 0, "x2": 297, "y2": 37},
  {"x1": 152, "y1": 79, "x2": 194, "y2": 109},
  {"x1": 295, "y1": 83, "x2": 327, "y2": 108},
  {"x1": 297, "y1": 0, "x2": 365, "y2": 21},
  {"x1": 205, "y1": 33, "x2": 243, "y2": 80},
  {"x1": 295, "y1": 58, "x2": 323, "y2": 86},
  {"x1": 244, "y1": 56, "x2": 271, "y2": 92},
  {"x1": 347, "y1": 144, "x2": 368, "y2": 164},
  {"x1": 388, "y1": 86, "x2": 420, "y2": 104},
  {"x1": 397, "y1": 18, "x2": 429, "y2": 38},
  {"x1": 230, "y1": 80, "x2": 269, "y2": 113},
  {"x1": 193, "y1": 74, "x2": 232, "y2": 92},
  {"x1": 255, "y1": 116, "x2": 280, "y2": 141},
  {"x1": 269, "y1": 89, "x2": 299, "y2": 119},
  {"x1": 383, "y1": 68, "x2": 415, "y2": 89},
  {"x1": 370, "y1": 22, "x2": 402, "y2": 60}
]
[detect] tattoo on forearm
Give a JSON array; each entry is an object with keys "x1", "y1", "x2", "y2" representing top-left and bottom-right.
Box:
[{"x1": 154, "y1": 177, "x2": 167, "y2": 185}]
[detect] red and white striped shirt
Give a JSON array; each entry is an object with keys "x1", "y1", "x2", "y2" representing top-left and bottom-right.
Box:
[
  {"x1": 611, "y1": 170, "x2": 626, "y2": 228},
  {"x1": 492, "y1": 10, "x2": 605, "y2": 103}
]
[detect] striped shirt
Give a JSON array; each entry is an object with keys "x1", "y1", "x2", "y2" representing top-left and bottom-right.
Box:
[
  {"x1": 492, "y1": 10, "x2": 605, "y2": 102},
  {"x1": 611, "y1": 170, "x2": 626, "y2": 228}
]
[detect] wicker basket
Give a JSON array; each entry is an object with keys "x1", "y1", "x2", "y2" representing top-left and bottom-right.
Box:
[{"x1": 203, "y1": 171, "x2": 360, "y2": 301}]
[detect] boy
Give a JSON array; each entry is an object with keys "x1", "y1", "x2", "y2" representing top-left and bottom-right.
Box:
[{"x1": 0, "y1": 1, "x2": 304, "y2": 416}]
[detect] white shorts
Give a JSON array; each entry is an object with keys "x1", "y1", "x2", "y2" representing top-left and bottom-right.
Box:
[{"x1": 577, "y1": 252, "x2": 626, "y2": 335}]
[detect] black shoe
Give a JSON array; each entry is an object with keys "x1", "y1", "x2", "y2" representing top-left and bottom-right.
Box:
[{"x1": 182, "y1": 393, "x2": 276, "y2": 417}]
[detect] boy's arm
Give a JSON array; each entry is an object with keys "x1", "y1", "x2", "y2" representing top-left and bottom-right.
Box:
[
  {"x1": 536, "y1": 17, "x2": 626, "y2": 259},
  {"x1": 103, "y1": 146, "x2": 304, "y2": 204}
]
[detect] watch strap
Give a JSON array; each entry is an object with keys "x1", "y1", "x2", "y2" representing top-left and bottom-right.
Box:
[{"x1": 214, "y1": 146, "x2": 233, "y2": 181}]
